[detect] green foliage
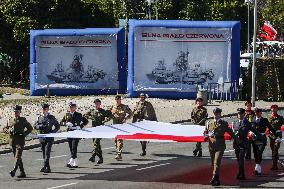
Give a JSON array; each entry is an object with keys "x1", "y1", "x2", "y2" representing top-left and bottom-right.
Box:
[
  {"x1": 243, "y1": 58, "x2": 284, "y2": 101},
  {"x1": 0, "y1": 132, "x2": 9, "y2": 145},
  {"x1": 0, "y1": 0, "x2": 283, "y2": 84},
  {"x1": 261, "y1": 0, "x2": 284, "y2": 35}
]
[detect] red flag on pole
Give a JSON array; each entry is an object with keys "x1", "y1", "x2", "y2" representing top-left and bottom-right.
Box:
[{"x1": 259, "y1": 22, "x2": 278, "y2": 41}]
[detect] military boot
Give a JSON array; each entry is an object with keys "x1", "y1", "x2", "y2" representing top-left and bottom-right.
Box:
[
  {"x1": 140, "y1": 150, "x2": 146, "y2": 156},
  {"x1": 140, "y1": 142, "x2": 147, "y2": 156},
  {"x1": 271, "y1": 158, "x2": 278, "y2": 170},
  {"x1": 17, "y1": 161, "x2": 26, "y2": 178},
  {"x1": 210, "y1": 175, "x2": 220, "y2": 186},
  {"x1": 40, "y1": 166, "x2": 46, "y2": 172},
  {"x1": 193, "y1": 149, "x2": 198, "y2": 157},
  {"x1": 44, "y1": 162, "x2": 51, "y2": 173},
  {"x1": 9, "y1": 161, "x2": 19, "y2": 177},
  {"x1": 96, "y1": 154, "x2": 104, "y2": 164},
  {"x1": 89, "y1": 155, "x2": 96, "y2": 163},
  {"x1": 197, "y1": 150, "x2": 202, "y2": 157}
]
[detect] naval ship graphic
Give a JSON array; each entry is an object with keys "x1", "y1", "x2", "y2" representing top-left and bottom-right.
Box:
[
  {"x1": 146, "y1": 50, "x2": 214, "y2": 85},
  {"x1": 46, "y1": 54, "x2": 106, "y2": 83}
]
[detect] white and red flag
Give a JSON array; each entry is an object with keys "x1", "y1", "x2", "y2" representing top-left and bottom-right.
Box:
[{"x1": 259, "y1": 22, "x2": 278, "y2": 41}]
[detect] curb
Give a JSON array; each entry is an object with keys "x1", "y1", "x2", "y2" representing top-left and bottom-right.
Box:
[{"x1": 0, "y1": 138, "x2": 68, "y2": 155}]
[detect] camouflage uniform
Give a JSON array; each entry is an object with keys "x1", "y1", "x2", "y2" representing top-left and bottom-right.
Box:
[
  {"x1": 34, "y1": 113, "x2": 60, "y2": 172},
  {"x1": 109, "y1": 104, "x2": 133, "y2": 158},
  {"x1": 84, "y1": 108, "x2": 111, "y2": 162},
  {"x1": 3, "y1": 116, "x2": 33, "y2": 177},
  {"x1": 204, "y1": 118, "x2": 236, "y2": 185},
  {"x1": 132, "y1": 100, "x2": 157, "y2": 155},
  {"x1": 191, "y1": 106, "x2": 208, "y2": 156},
  {"x1": 244, "y1": 110, "x2": 255, "y2": 159},
  {"x1": 245, "y1": 110, "x2": 255, "y2": 123},
  {"x1": 267, "y1": 114, "x2": 284, "y2": 169}
]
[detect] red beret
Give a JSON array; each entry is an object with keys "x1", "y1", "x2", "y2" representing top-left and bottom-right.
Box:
[
  {"x1": 245, "y1": 101, "x2": 252, "y2": 106},
  {"x1": 271, "y1": 104, "x2": 279, "y2": 109}
]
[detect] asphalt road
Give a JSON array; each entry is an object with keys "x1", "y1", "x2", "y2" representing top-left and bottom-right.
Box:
[{"x1": 0, "y1": 138, "x2": 284, "y2": 189}]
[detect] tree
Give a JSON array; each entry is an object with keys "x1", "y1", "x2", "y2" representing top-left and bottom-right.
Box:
[{"x1": 0, "y1": 0, "x2": 113, "y2": 83}]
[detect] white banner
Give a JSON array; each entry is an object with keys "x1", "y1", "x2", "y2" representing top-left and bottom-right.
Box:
[
  {"x1": 35, "y1": 35, "x2": 119, "y2": 89},
  {"x1": 133, "y1": 27, "x2": 232, "y2": 92}
]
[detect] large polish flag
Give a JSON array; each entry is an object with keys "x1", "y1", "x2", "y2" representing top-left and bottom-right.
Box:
[{"x1": 37, "y1": 120, "x2": 284, "y2": 142}]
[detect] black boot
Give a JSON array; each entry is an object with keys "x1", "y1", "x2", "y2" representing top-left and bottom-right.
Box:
[
  {"x1": 9, "y1": 161, "x2": 19, "y2": 177},
  {"x1": 96, "y1": 154, "x2": 104, "y2": 164},
  {"x1": 89, "y1": 155, "x2": 96, "y2": 163},
  {"x1": 17, "y1": 172, "x2": 26, "y2": 178},
  {"x1": 140, "y1": 150, "x2": 146, "y2": 156},
  {"x1": 197, "y1": 150, "x2": 202, "y2": 157},
  {"x1": 210, "y1": 175, "x2": 220, "y2": 186},
  {"x1": 44, "y1": 162, "x2": 51, "y2": 173},
  {"x1": 193, "y1": 149, "x2": 198, "y2": 157},
  {"x1": 40, "y1": 166, "x2": 46, "y2": 172},
  {"x1": 140, "y1": 142, "x2": 147, "y2": 156},
  {"x1": 17, "y1": 161, "x2": 26, "y2": 178}
]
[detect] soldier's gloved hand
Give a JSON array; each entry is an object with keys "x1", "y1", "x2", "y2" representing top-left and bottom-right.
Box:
[
  {"x1": 204, "y1": 136, "x2": 209, "y2": 142},
  {"x1": 76, "y1": 126, "x2": 81, "y2": 130},
  {"x1": 66, "y1": 122, "x2": 73, "y2": 129}
]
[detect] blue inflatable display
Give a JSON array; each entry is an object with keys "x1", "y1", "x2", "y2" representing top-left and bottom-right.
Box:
[
  {"x1": 30, "y1": 28, "x2": 125, "y2": 96},
  {"x1": 127, "y1": 19, "x2": 240, "y2": 99}
]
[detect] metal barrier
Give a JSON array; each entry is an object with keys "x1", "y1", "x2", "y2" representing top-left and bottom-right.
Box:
[{"x1": 207, "y1": 81, "x2": 239, "y2": 102}]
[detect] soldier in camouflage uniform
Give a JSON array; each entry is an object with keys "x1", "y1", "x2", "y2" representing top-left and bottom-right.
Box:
[
  {"x1": 109, "y1": 95, "x2": 133, "y2": 160},
  {"x1": 267, "y1": 104, "x2": 284, "y2": 170},
  {"x1": 191, "y1": 97, "x2": 208, "y2": 157},
  {"x1": 232, "y1": 108, "x2": 264, "y2": 180},
  {"x1": 244, "y1": 100, "x2": 255, "y2": 159},
  {"x1": 204, "y1": 107, "x2": 237, "y2": 186},
  {"x1": 84, "y1": 99, "x2": 111, "y2": 164},
  {"x1": 60, "y1": 102, "x2": 88, "y2": 168},
  {"x1": 132, "y1": 93, "x2": 157, "y2": 156},
  {"x1": 34, "y1": 104, "x2": 60, "y2": 173},
  {"x1": 3, "y1": 105, "x2": 33, "y2": 178}
]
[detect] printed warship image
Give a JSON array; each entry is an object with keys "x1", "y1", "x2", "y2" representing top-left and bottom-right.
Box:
[
  {"x1": 146, "y1": 50, "x2": 214, "y2": 85},
  {"x1": 46, "y1": 54, "x2": 106, "y2": 83}
]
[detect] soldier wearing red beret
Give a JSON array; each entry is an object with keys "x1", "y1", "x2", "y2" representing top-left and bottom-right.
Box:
[{"x1": 268, "y1": 104, "x2": 284, "y2": 170}]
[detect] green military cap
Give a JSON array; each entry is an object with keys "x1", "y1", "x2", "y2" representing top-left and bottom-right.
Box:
[
  {"x1": 14, "y1": 105, "x2": 22, "y2": 112},
  {"x1": 213, "y1": 107, "x2": 222, "y2": 113},
  {"x1": 237, "y1": 108, "x2": 245, "y2": 114}
]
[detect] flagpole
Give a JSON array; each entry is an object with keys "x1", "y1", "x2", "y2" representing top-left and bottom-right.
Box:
[
  {"x1": 252, "y1": 0, "x2": 257, "y2": 106},
  {"x1": 247, "y1": 2, "x2": 250, "y2": 52}
]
